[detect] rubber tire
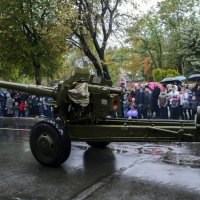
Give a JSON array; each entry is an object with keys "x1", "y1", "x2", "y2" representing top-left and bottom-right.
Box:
[
  {"x1": 30, "y1": 121, "x2": 71, "y2": 167},
  {"x1": 86, "y1": 141, "x2": 110, "y2": 148}
]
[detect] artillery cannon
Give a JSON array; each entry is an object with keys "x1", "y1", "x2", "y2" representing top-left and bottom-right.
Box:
[{"x1": 0, "y1": 70, "x2": 200, "y2": 167}]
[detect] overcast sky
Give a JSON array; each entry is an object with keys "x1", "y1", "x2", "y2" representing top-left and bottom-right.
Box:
[
  {"x1": 108, "y1": 0, "x2": 163, "y2": 47},
  {"x1": 120, "y1": 0, "x2": 162, "y2": 16},
  {"x1": 137, "y1": 0, "x2": 161, "y2": 12}
]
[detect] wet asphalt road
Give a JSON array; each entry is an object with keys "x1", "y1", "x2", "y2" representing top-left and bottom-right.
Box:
[{"x1": 0, "y1": 118, "x2": 200, "y2": 200}]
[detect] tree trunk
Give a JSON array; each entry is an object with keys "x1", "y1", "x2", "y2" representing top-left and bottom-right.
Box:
[
  {"x1": 102, "y1": 63, "x2": 111, "y2": 80},
  {"x1": 32, "y1": 55, "x2": 41, "y2": 85},
  {"x1": 92, "y1": 62, "x2": 103, "y2": 77},
  {"x1": 34, "y1": 65, "x2": 41, "y2": 85},
  {"x1": 148, "y1": 48, "x2": 157, "y2": 69},
  {"x1": 176, "y1": 64, "x2": 182, "y2": 74},
  {"x1": 158, "y1": 40, "x2": 163, "y2": 68}
]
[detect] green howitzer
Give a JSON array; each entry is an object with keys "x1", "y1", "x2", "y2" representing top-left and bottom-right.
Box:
[
  {"x1": 0, "y1": 73, "x2": 122, "y2": 123},
  {"x1": 0, "y1": 71, "x2": 200, "y2": 167}
]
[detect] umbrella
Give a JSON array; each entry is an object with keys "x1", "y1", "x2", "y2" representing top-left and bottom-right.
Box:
[
  {"x1": 174, "y1": 76, "x2": 186, "y2": 82},
  {"x1": 188, "y1": 74, "x2": 200, "y2": 82},
  {"x1": 148, "y1": 82, "x2": 163, "y2": 90},
  {"x1": 148, "y1": 82, "x2": 155, "y2": 90},
  {"x1": 157, "y1": 83, "x2": 164, "y2": 90},
  {"x1": 160, "y1": 76, "x2": 186, "y2": 84}
]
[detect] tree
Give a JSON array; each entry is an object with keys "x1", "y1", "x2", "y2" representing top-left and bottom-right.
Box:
[
  {"x1": 180, "y1": 22, "x2": 200, "y2": 75},
  {"x1": 0, "y1": 0, "x2": 69, "y2": 84},
  {"x1": 104, "y1": 47, "x2": 143, "y2": 83},
  {"x1": 62, "y1": 0, "x2": 126, "y2": 80},
  {"x1": 143, "y1": 57, "x2": 152, "y2": 79},
  {"x1": 127, "y1": 0, "x2": 200, "y2": 76},
  {"x1": 127, "y1": 12, "x2": 165, "y2": 70},
  {"x1": 157, "y1": 0, "x2": 200, "y2": 74},
  {"x1": 152, "y1": 68, "x2": 165, "y2": 82},
  {"x1": 152, "y1": 68, "x2": 179, "y2": 82}
]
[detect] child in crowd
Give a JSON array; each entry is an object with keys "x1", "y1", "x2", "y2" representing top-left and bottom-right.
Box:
[
  {"x1": 127, "y1": 104, "x2": 138, "y2": 119},
  {"x1": 19, "y1": 101, "x2": 25, "y2": 117}
]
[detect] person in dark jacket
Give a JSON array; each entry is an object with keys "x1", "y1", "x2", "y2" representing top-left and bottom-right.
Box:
[
  {"x1": 191, "y1": 95, "x2": 199, "y2": 120},
  {"x1": 135, "y1": 85, "x2": 144, "y2": 119},
  {"x1": 195, "y1": 85, "x2": 200, "y2": 102},
  {"x1": 192, "y1": 83, "x2": 200, "y2": 101},
  {"x1": 6, "y1": 94, "x2": 14, "y2": 117},
  {"x1": 0, "y1": 93, "x2": 5, "y2": 116},
  {"x1": 143, "y1": 85, "x2": 152, "y2": 119},
  {"x1": 30, "y1": 95, "x2": 40, "y2": 117},
  {"x1": 151, "y1": 83, "x2": 160, "y2": 118},
  {"x1": 158, "y1": 90, "x2": 168, "y2": 119}
]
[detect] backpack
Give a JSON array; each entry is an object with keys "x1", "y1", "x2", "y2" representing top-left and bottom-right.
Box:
[{"x1": 171, "y1": 97, "x2": 179, "y2": 108}]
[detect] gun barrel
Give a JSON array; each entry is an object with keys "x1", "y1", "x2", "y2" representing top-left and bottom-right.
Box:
[
  {"x1": 0, "y1": 81, "x2": 54, "y2": 98},
  {"x1": 87, "y1": 84, "x2": 122, "y2": 95}
]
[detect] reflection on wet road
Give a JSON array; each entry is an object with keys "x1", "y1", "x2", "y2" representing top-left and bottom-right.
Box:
[{"x1": 0, "y1": 117, "x2": 200, "y2": 200}]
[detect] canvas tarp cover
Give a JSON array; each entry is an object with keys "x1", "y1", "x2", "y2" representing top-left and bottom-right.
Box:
[{"x1": 68, "y1": 82, "x2": 90, "y2": 107}]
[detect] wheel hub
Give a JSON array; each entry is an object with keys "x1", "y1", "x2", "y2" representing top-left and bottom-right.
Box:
[{"x1": 37, "y1": 133, "x2": 55, "y2": 154}]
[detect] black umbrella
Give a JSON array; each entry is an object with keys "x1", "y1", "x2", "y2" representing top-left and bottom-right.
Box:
[
  {"x1": 188, "y1": 74, "x2": 200, "y2": 82},
  {"x1": 160, "y1": 76, "x2": 186, "y2": 84},
  {"x1": 160, "y1": 77, "x2": 174, "y2": 84},
  {"x1": 173, "y1": 76, "x2": 186, "y2": 82}
]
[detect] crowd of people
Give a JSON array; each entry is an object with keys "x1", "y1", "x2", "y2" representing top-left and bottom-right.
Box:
[
  {"x1": 0, "y1": 81, "x2": 200, "y2": 121},
  {"x1": 119, "y1": 82, "x2": 200, "y2": 120},
  {"x1": 0, "y1": 91, "x2": 53, "y2": 119}
]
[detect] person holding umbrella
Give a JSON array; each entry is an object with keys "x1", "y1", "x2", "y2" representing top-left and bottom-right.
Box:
[
  {"x1": 192, "y1": 83, "x2": 200, "y2": 102},
  {"x1": 188, "y1": 74, "x2": 200, "y2": 83},
  {"x1": 191, "y1": 95, "x2": 200, "y2": 120}
]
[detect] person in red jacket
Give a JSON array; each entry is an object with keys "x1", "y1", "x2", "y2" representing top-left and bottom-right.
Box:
[{"x1": 19, "y1": 101, "x2": 25, "y2": 117}]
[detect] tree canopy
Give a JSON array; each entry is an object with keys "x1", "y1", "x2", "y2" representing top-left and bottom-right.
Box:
[
  {"x1": 0, "y1": 0, "x2": 200, "y2": 84},
  {"x1": 0, "y1": 0, "x2": 70, "y2": 84},
  {"x1": 127, "y1": 0, "x2": 200, "y2": 80}
]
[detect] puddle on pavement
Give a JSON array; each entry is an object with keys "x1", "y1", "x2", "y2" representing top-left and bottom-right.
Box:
[
  {"x1": 162, "y1": 151, "x2": 200, "y2": 168},
  {"x1": 74, "y1": 143, "x2": 200, "y2": 168},
  {"x1": 137, "y1": 143, "x2": 200, "y2": 168},
  {"x1": 162, "y1": 144, "x2": 200, "y2": 168},
  {"x1": 74, "y1": 145, "x2": 88, "y2": 151},
  {"x1": 137, "y1": 145, "x2": 173, "y2": 156},
  {"x1": 110, "y1": 148, "x2": 128, "y2": 154},
  {"x1": 74, "y1": 144, "x2": 128, "y2": 154}
]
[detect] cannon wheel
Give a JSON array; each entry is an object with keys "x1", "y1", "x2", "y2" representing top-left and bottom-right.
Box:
[
  {"x1": 30, "y1": 121, "x2": 71, "y2": 167},
  {"x1": 86, "y1": 141, "x2": 110, "y2": 148}
]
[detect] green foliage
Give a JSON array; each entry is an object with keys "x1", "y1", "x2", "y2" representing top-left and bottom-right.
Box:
[
  {"x1": 165, "y1": 69, "x2": 180, "y2": 78},
  {"x1": 127, "y1": 12, "x2": 165, "y2": 69},
  {"x1": 108, "y1": 65, "x2": 120, "y2": 85},
  {"x1": 152, "y1": 68, "x2": 179, "y2": 82},
  {"x1": 1, "y1": 0, "x2": 199, "y2": 84},
  {"x1": 128, "y1": 0, "x2": 200, "y2": 76},
  {"x1": 152, "y1": 68, "x2": 165, "y2": 82},
  {"x1": 0, "y1": 0, "x2": 70, "y2": 84},
  {"x1": 180, "y1": 22, "x2": 200, "y2": 75}
]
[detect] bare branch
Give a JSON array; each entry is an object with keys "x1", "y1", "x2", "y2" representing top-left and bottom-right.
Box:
[{"x1": 67, "y1": 38, "x2": 82, "y2": 50}]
